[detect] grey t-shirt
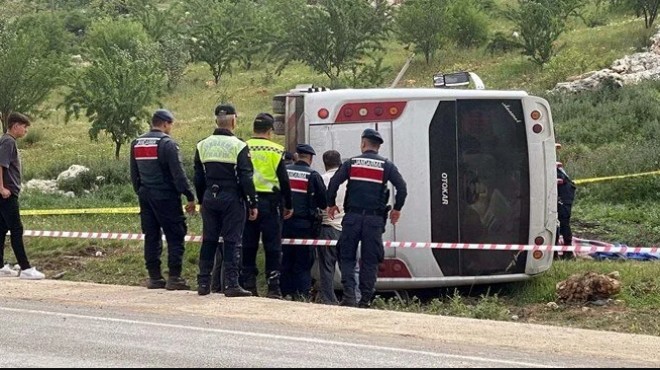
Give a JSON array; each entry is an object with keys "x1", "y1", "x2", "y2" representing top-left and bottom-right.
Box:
[{"x1": 0, "y1": 134, "x2": 22, "y2": 196}]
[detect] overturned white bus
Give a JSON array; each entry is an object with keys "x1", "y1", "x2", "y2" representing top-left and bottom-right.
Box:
[{"x1": 273, "y1": 79, "x2": 557, "y2": 290}]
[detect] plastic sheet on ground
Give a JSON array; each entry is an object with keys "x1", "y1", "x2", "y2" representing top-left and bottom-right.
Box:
[{"x1": 573, "y1": 237, "x2": 660, "y2": 261}]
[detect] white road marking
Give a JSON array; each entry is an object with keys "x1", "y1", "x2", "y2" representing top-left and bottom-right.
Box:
[{"x1": 0, "y1": 306, "x2": 550, "y2": 368}]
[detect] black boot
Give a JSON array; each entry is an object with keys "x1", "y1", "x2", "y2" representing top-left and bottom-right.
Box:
[
  {"x1": 224, "y1": 267, "x2": 252, "y2": 297},
  {"x1": 197, "y1": 260, "x2": 214, "y2": 296},
  {"x1": 166, "y1": 276, "x2": 190, "y2": 291},
  {"x1": 146, "y1": 278, "x2": 166, "y2": 289},
  {"x1": 266, "y1": 270, "x2": 283, "y2": 299},
  {"x1": 241, "y1": 268, "x2": 259, "y2": 297}
]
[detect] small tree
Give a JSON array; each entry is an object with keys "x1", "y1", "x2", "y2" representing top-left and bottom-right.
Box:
[
  {"x1": 62, "y1": 47, "x2": 164, "y2": 159},
  {"x1": 278, "y1": 0, "x2": 391, "y2": 87},
  {"x1": 507, "y1": 0, "x2": 567, "y2": 65},
  {"x1": 447, "y1": 0, "x2": 490, "y2": 49},
  {"x1": 0, "y1": 23, "x2": 67, "y2": 131},
  {"x1": 183, "y1": 0, "x2": 253, "y2": 85},
  {"x1": 395, "y1": 0, "x2": 449, "y2": 64}
]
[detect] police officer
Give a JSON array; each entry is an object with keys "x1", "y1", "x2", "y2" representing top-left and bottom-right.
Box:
[
  {"x1": 281, "y1": 144, "x2": 328, "y2": 299},
  {"x1": 327, "y1": 129, "x2": 408, "y2": 308},
  {"x1": 240, "y1": 113, "x2": 294, "y2": 299},
  {"x1": 556, "y1": 164, "x2": 576, "y2": 259},
  {"x1": 194, "y1": 104, "x2": 258, "y2": 297},
  {"x1": 130, "y1": 109, "x2": 196, "y2": 291}
]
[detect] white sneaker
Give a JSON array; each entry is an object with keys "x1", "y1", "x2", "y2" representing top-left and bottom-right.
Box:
[
  {"x1": 0, "y1": 264, "x2": 19, "y2": 278},
  {"x1": 19, "y1": 267, "x2": 45, "y2": 280}
]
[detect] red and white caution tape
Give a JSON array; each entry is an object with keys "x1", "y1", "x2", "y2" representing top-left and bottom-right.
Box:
[{"x1": 19, "y1": 230, "x2": 660, "y2": 254}]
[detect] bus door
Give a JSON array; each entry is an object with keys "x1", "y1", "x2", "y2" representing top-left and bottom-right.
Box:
[
  {"x1": 308, "y1": 121, "x2": 396, "y2": 252},
  {"x1": 430, "y1": 99, "x2": 530, "y2": 276}
]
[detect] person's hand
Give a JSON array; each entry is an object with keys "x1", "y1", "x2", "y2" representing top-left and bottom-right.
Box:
[
  {"x1": 248, "y1": 207, "x2": 258, "y2": 221},
  {"x1": 185, "y1": 201, "x2": 196, "y2": 215},
  {"x1": 390, "y1": 209, "x2": 401, "y2": 225},
  {"x1": 283, "y1": 208, "x2": 293, "y2": 220},
  {"x1": 0, "y1": 188, "x2": 11, "y2": 199},
  {"x1": 328, "y1": 206, "x2": 339, "y2": 220}
]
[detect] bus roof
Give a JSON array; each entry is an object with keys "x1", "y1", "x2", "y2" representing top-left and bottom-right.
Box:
[{"x1": 303, "y1": 88, "x2": 530, "y2": 103}]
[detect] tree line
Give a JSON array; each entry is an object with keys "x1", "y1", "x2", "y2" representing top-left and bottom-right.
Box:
[{"x1": 0, "y1": 0, "x2": 656, "y2": 157}]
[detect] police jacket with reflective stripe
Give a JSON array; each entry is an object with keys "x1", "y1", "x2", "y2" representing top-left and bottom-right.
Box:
[
  {"x1": 287, "y1": 161, "x2": 328, "y2": 219},
  {"x1": 557, "y1": 167, "x2": 576, "y2": 205},
  {"x1": 247, "y1": 138, "x2": 292, "y2": 209},
  {"x1": 129, "y1": 129, "x2": 195, "y2": 201},
  {"x1": 328, "y1": 150, "x2": 407, "y2": 211},
  {"x1": 194, "y1": 128, "x2": 257, "y2": 207}
]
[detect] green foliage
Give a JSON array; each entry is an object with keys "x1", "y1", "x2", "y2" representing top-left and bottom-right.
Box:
[
  {"x1": 62, "y1": 47, "x2": 165, "y2": 159},
  {"x1": 447, "y1": 0, "x2": 490, "y2": 48},
  {"x1": 486, "y1": 31, "x2": 523, "y2": 55},
  {"x1": 22, "y1": 129, "x2": 45, "y2": 147},
  {"x1": 506, "y1": 0, "x2": 569, "y2": 65},
  {"x1": 182, "y1": 0, "x2": 259, "y2": 84},
  {"x1": 0, "y1": 23, "x2": 67, "y2": 131},
  {"x1": 14, "y1": 11, "x2": 77, "y2": 56},
  {"x1": 610, "y1": 0, "x2": 660, "y2": 28},
  {"x1": 341, "y1": 56, "x2": 392, "y2": 88},
  {"x1": 278, "y1": 0, "x2": 391, "y2": 87},
  {"x1": 84, "y1": 18, "x2": 152, "y2": 58},
  {"x1": 395, "y1": 0, "x2": 449, "y2": 64}
]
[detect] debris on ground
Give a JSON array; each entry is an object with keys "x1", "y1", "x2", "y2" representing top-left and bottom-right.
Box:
[{"x1": 556, "y1": 271, "x2": 621, "y2": 304}]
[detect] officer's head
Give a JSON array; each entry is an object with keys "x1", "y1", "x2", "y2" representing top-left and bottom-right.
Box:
[
  {"x1": 283, "y1": 151, "x2": 295, "y2": 166},
  {"x1": 152, "y1": 109, "x2": 175, "y2": 134},
  {"x1": 296, "y1": 144, "x2": 316, "y2": 165},
  {"x1": 360, "y1": 128, "x2": 383, "y2": 153},
  {"x1": 253, "y1": 113, "x2": 274, "y2": 137},
  {"x1": 322, "y1": 150, "x2": 341, "y2": 171},
  {"x1": 215, "y1": 104, "x2": 237, "y2": 131}
]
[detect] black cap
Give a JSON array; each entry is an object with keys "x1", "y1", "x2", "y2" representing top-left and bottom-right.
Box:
[
  {"x1": 253, "y1": 113, "x2": 274, "y2": 131},
  {"x1": 296, "y1": 144, "x2": 316, "y2": 156},
  {"x1": 283, "y1": 151, "x2": 295, "y2": 161},
  {"x1": 215, "y1": 104, "x2": 237, "y2": 116},
  {"x1": 153, "y1": 109, "x2": 175, "y2": 123},
  {"x1": 361, "y1": 128, "x2": 383, "y2": 144}
]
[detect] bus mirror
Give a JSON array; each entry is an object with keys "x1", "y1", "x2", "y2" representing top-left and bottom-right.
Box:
[
  {"x1": 273, "y1": 114, "x2": 285, "y2": 135},
  {"x1": 433, "y1": 71, "x2": 484, "y2": 89}
]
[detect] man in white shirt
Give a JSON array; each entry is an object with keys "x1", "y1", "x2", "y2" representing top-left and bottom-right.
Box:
[{"x1": 317, "y1": 150, "x2": 346, "y2": 305}]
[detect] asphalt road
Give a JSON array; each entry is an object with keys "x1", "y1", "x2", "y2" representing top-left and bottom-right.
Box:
[{"x1": 1, "y1": 280, "x2": 658, "y2": 368}]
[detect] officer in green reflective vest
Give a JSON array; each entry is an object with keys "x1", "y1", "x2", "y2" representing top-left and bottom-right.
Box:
[
  {"x1": 240, "y1": 113, "x2": 293, "y2": 299},
  {"x1": 194, "y1": 104, "x2": 258, "y2": 297}
]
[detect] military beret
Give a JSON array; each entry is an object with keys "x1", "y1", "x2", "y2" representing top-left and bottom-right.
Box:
[
  {"x1": 296, "y1": 143, "x2": 316, "y2": 156},
  {"x1": 361, "y1": 128, "x2": 384, "y2": 144}
]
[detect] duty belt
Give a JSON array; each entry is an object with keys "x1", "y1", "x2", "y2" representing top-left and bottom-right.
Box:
[{"x1": 346, "y1": 207, "x2": 384, "y2": 216}]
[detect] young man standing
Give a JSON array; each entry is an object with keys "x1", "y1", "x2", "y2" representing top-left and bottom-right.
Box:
[{"x1": 0, "y1": 113, "x2": 45, "y2": 280}]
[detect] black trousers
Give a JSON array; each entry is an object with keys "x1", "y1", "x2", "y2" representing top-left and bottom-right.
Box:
[
  {"x1": 198, "y1": 190, "x2": 246, "y2": 287},
  {"x1": 338, "y1": 212, "x2": 385, "y2": 304},
  {"x1": 281, "y1": 218, "x2": 315, "y2": 298},
  {"x1": 241, "y1": 194, "x2": 283, "y2": 283},
  {"x1": 0, "y1": 195, "x2": 30, "y2": 270},
  {"x1": 138, "y1": 188, "x2": 187, "y2": 278}
]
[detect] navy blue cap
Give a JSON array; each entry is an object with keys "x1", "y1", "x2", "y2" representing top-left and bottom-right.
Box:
[
  {"x1": 361, "y1": 128, "x2": 383, "y2": 144},
  {"x1": 153, "y1": 109, "x2": 175, "y2": 123},
  {"x1": 253, "y1": 113, "x2": 274, "y2": 130},
  {"x1": 215, "y1": 104, "x2": 237, "y2": 116},
  {"x1": 296, "y1": 144, "x2": 316, "y2": 156}
]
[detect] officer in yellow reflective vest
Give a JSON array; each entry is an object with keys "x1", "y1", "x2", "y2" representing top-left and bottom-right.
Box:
[
  {"x1": 240, "y1": 113, "x2": 293, "y2": 299},
  {"x1": 194, "y1": 104, "x2": 258, "y2": 297}
]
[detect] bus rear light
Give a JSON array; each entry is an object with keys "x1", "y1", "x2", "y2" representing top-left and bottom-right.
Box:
[
  {"x1": 531, "y1": 110, "x2": 542, "y2": 120},
  {"x1": 318, "y1": 108, "x2": 329, "y2": 119},
  {"x1": 335, "y1": 102, "x2": 407, "y2": 123},
  {"x1": 532, "y1": 124, "x2": 543, "y2": 133},
  {"x1": 532, "y1": 250, "x2": 544, "y2": 260},
  {"x1": 378, "y1": 259, "x2": 412, "y2": 278},
  {"x1": 534, "y1": 236, "x2": 545, "y2": 246}
]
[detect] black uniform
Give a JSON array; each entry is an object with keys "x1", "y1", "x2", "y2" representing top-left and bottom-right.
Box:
[
  {"x1": 327, "y1": 131, "x2": 407, "y2": 307},
  {"x1": 194, "y1": 127, "x2": 258, "y2": 296},
  {"x1": 556, "y1": 167, "x2": 576, "y2": 254},
  {"x1": 281, "y1": 147, "x2": 327, "y2": 299},
  {"x1": 130, "y1": 128, "x2": 195, "y2": 287}
]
